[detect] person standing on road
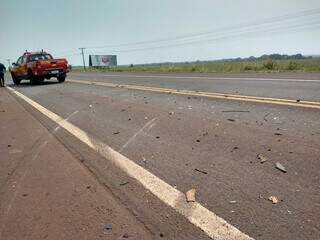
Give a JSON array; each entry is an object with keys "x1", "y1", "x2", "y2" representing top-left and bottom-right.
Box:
[{"x1": 0, "y1": 63, "x2": 6, "y2": 87}]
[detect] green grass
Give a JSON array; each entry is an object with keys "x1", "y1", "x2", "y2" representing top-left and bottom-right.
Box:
[{"x1": 73, "y1": 59, "x2": 320, "y2": 73}]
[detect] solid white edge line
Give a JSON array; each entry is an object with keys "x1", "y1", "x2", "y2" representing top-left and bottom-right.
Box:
[{"x1": 7, "y1": 86, "x2": 253, "y2": 240}]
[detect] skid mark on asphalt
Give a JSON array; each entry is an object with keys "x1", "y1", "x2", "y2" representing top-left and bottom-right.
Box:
[
  {"x1": 7, "y1": 86, "x2": 253, "y2": 240},
  {"x1": 68, "y1": 79, "x2": 320, "y2": 110},
  {"x1": 119, "y1": 118, "x2": 157, "y2": 153}
]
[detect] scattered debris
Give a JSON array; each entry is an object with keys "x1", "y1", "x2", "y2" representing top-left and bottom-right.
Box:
[
  {"x1": 159, "y1": 233, "x2": 164, "y2": 238},
  {"x1": 119, "y1": 181, "x2": 129, "y2": 186},
  {"x1": 227, "y1": 118, "x2": 235, "y2": 122},
  {"x1": 7, "y1": 144, "x2": 11, "y2": 148},
  {"x1": 128, "y1": 118, "x2": 131, "y2": 121},
  {"x1": 142, "y1": 157, "x2": 147, "y2": 164},
  {"x1": 257, "y1": 154, "x2": 268, "y2": 163},
  {"x1": 274, "y1": 133, "x2": 283, "y2": 136},
  {"x1": 275, "y1": 162, "x2": 287, "y2": 173},
  {"x1": 113, "y1": 131, "x2": 120, "y2": 135},
  {"x1": 268, "y1": 196, "x2": 279, "y2": 204},
  {"x1": 121, "y1": 109, "x2": 126, "y2": 112},
  {"x1": 144, "y1": 117, "x2": 148, "y2": 120},
  {"x1": 194, "y1": 168, "x2": 208, "y2": 175},
  {"x1": 196, "y1": 139, "x2": 200, "y2": 143},
  {"x1": 89, "y1": 104, "x2": 93, "y2": 108},
  {"x1": 296, "y1": 99, "x2": 301, "y2": 103},
  {"x1": 188, "y1": 106, "x2": 193, "y2": 110},
  {"x1": 186, "y1": 189, "x2": 196, "y2": 202},
  {"x1": 156, "y1": 136, "x2": 160, "y2": 139},
  {"x1": 229, "y1": 200, "x2": 237, "y2": 204},
  {"x1": 22, "y1": 194, "x2": 28, "y2": 197},
  {"x1": 86, "y1": 185, "x2": 91, "y2": 189},
  {"x1": 169, "y1": 111, "x2": 174, "y2": 115},
  {"x1": 222, "y1": 110, "x2": 250, "y2": 113}
]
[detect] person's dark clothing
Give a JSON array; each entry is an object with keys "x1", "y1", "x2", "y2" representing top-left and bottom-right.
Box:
[{"x1": 0, "y1": 63, "x2": 6, "y2": 87}]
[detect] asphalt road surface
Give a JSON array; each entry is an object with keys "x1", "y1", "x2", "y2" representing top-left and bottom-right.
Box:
[{"x1": 1, "y1": 72, "x2": 319, "y2": 240}]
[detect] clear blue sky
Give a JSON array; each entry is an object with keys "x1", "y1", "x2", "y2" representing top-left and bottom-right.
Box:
[{"x1": 1, "y1": 0, "x2": 320, "y2": 66}]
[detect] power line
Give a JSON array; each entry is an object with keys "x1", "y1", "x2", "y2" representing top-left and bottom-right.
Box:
[
  {"x1": 86, "y1": 19, "x2": 320, "y2": 54},
  {"x1": 85, "y1": 8, "x2": 320, "y2": 50}
]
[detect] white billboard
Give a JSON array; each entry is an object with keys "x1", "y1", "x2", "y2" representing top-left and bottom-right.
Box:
[{"x1": 89, "y1": 55, "x2": 117, "y2": 67}]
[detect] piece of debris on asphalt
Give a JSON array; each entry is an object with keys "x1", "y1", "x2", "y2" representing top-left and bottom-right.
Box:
[
  {"x1": 103, "y1": 224, "x2": 112, "y2": 233},
  {"x1": 119, "y1": 181, "x2": 129, "y2": 186},
  {"x1": 227, "y1": 118, "x2": 235, "y2": 122},
  {"x1": 229, "y1": 200, "x2": 237, "y2": 204},
  {"x1": 7, "y1": 144, "x2": 11, "y2": 148},
  {"x1": 202, "y1": 131, "x2": 209, "y2": 136},
  {"x1": 122, "y1": 233, "x2": 129, "y2": 238},
  {"x1": 128, "y1": 118, "x2": 131, "y2": 121},
  {"x1": 188, "y1": 106, "x2": 193, "y2": 110},
  {"x1": 231, "y1": 146, "x2": 239, "y2": 152},
  {"x1": 194, "y1": 168, "x2": 208, "y2": 175},
  {"x1": 142, "y1": 157, "x2": 147, "y2": 164},
  {"x1": 274, "y1": 133, "x2": 283, "y2": 136},
  {"x1": 263, "y1": 113, "x2": 271, "y2": 122},
  {"x1": 296, "y1": 99, "x2": 301, "y2": 103},
  {"x1": 113, "y1": 131, "x2": 120, "y2": 135},
  {"x1": 222, "y1": 110, "x2": 250, "y2": 113},
  {"x1": 186, "y1": 189, "x2": 196, "y2": 202},
  {"x1": 275, "y1": 162, "x2": 287, "y2": 173},
  {"x1": 89, "y1": 104, "x2": 93, "y2": 108},
  {"x1": 268, "y1": 196, "x2": 279, "y2": 204},
  {"x1": 121, "y1": 109, "x2": 126, "y2": 112},
  {"x1": 169, "y1": 111, "x2": 174, "y2": 115},
  {"x1": 144, "y1": 116, "x2": 148, "y2": 120},
  {"x1": 257, "y1": 154, "x2": 268, "y2": 163},
  {"x1": 196, "y1": 139, "x2": 200, "y2": 143}
]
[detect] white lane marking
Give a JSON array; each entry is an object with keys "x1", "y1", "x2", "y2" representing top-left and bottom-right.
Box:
[
  {"x1": 119, "y1": 118, "x2": 157, "y2": 153},
  {"x1": 71, "y1": 73, "x2": 320, "y2": 83},
  {"x1": 7, "y1": 86, "x2": 253, "y2": 240}
]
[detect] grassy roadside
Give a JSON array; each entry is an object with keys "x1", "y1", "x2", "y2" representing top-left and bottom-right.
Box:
[{"x1": 73, "y1": 59, "x2": 320, "y2": 73}]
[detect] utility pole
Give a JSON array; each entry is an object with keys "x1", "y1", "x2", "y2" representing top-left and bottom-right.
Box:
[
  {"x1": 6, "y1": 59, "x2": 11, "y2": 67},
  {"x1": 79, "y1": 48, "x2": 86, "y2": 71}
]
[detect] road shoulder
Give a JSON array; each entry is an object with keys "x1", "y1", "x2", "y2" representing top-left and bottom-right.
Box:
[{"x1": 0, "y1": 88, "x2": 154, "y2": 240}]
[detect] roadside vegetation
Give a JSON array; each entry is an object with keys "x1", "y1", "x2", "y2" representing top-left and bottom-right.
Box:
[{"x1": 74, "y1": 57, "x2": 320, "y2": 74}]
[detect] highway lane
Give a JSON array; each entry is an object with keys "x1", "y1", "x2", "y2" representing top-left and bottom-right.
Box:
[
  {"x1": 69, "y1": 72, "x2": 320, "y2": 101},
  {"x1": 4, "y1": 72, "x2": 320, "y2": 240}
]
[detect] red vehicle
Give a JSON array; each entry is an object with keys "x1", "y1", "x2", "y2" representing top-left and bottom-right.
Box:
[{"x1": 11, "y1": 51, "x2": 69, "y2": 85}]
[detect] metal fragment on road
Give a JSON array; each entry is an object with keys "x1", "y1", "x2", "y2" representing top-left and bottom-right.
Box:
[
  {"x1": 194, "y1": 168, "x2": 208, "y2": 175},
  {"x1": 186, "y1": 189, "x2": 196, "y2": 202},
  {"x1": 257, "y1": 154, "x2": 268, "y2": 163},
  {"x1": 268, "y1": 196, "x2": 279, "y2": 204},
  {"x1": 275, "y1": 162, "x2": 287, "y2": 173}
]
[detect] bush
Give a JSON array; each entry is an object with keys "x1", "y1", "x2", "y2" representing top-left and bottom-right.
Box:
[
  {"x1": 286, "y1": 61, "x2": 298, "y2": 70},
  {"x1": 243, "y1": 65, "x2": 253, "y2": 71},
  {"x1": 263, "y1": 60, "x2": 277, "y2": 70}
]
